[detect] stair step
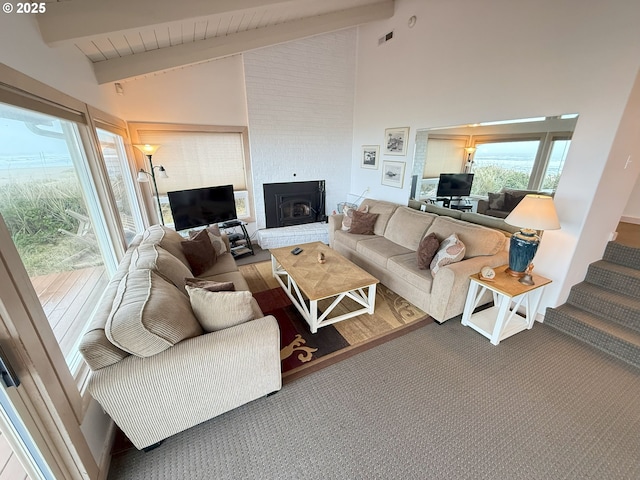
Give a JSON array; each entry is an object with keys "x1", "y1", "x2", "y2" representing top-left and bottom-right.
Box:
[
  {"x1": 586, "y1": 260, "x2": 640, "y2": 298},
  {"x1": 604, "y1": 241, "x2": 640, "y2": 269},
  {"x1": 567, "y1": 282, "x2": 640, "y2": 331},
  {"x1": 545, "y1": 304, "x2": 640, "y2": 369}
]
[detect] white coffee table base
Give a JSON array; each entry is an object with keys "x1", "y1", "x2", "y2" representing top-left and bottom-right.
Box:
[{"x1": 272, "y1": 256, "x2": 377, "y2": 333}]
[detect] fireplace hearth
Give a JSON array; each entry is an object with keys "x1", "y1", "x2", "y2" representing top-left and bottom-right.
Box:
[{"x1": 264, "y1": 181, "x2": 326, "y2": 228}]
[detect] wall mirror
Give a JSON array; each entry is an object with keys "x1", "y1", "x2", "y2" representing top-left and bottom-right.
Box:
[{"x1": 409, "y1": 115, "x2": 579, "y2": 207}]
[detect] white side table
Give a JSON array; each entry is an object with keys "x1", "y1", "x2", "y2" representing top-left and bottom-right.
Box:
[{"x1": 461, "y1": 265, "x2": 552, "y2": 345}]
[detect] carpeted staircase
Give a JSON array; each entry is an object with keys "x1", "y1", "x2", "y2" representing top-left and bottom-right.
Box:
[{"x1": 545, "y1": 241, "x2": 640, "y2": 369}]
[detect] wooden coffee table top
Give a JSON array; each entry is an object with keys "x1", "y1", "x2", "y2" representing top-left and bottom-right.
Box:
[{"x1": 270, "y1": 242, "x2": 379, "y2": 301}]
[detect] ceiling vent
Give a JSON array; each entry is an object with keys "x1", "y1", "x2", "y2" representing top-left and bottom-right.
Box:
[{"x1": 378, "y1": 31, "x2": 394, "y2": 45}]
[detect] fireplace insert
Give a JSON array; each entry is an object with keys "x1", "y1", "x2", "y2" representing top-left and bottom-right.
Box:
[{"x1": 263, "y1": 180, "x2": 326, "y2": 228}]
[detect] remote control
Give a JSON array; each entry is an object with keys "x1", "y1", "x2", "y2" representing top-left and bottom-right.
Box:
[{"x1": 291, "y1": 247, "x2": 303, "y2": 255}]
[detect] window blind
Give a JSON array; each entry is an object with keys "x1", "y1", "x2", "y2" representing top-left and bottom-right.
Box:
[
  {"x1": 137, "y1": 130, "x2": 247, "y2": 194},
  {"x1": 423, "y1": 138, "x2": 466, "y2": 178}
]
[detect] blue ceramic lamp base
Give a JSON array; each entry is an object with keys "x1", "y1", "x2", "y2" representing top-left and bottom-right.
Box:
[{"x1": 506, "y1": 229, "x2": 540, "y2": 277}]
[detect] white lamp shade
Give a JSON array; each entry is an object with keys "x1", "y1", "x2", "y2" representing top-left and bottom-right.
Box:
[
  {"x1": 158, "y1": 166, "x2": 169, "y2": 178},
  {"x1": 136, "y1": 170, "x2": 149, "y2": 182},
  {"x1": 505, "y1": 194, "x2": 561, "y2": 231},
  {"x1": 133, "y1": 144, "x2": 161, "y2": 155}
]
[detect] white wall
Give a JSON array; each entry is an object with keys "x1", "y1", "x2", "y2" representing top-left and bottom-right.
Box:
[
  {"x1": 243, "y1": 30, "x2": 357, "y2": 228},
  {"x1": 352, "y1": 0, "x2": 640, "y2": 313},
  {"x1": 101, "y1": 55, "x2": 249, "y2": 126},
  {"x1": 0, "y1": 15, "x2": 113, "y2": 112}
]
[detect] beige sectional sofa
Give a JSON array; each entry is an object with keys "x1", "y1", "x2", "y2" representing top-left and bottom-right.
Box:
[
  {"x1": 329, "y1": 199, "x2": 513, "y2": 323},
  {"x1": 79, "y1": 225, "x2": 281, "y2": 450}
]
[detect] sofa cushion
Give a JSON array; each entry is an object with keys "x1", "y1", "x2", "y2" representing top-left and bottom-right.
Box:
[
  {"x1": 185, "y1": 278, "x2": 236, "y2": 292},
  {"x1": 425, "y1": 216, "x2": 506, "y2": 258},
  {"x1": 356, "y1": 237, "x2": 413, "y2": 268},
  {"x1": 105, "y1": 269, "x2": 203, "y2": 358},
  {"x1": 422, "y1": 203, "x2": 463, "y2": 219},
  {"x1": 388, "y1": 253, "x2": 434, "y2": 292},
  {"x1": 359, "y1": 199, "x2": 399, "y2": 236},
  {"x1": 196, "y1": 252, "x2": 239, "y2": 278},
  {"x1": 384, "y1": 207, "x2": 437, "y2": 251},
  {"x1": 182, "y1": 229, "x2": 217, "y2": 276},
  {"x1": 140, "y1": 225, "x2": 191, "y2": 268},
  {"x1": 333, "y1": 229, "x2": 373, "y2": 251},
  {"x1": 416, "y1": 232, "x2": 441, "y2": 270},
  {"x1": 186, "y1": 287, "x2": 255, "y2": 332},
  {"x1": 129, "y1": 243, "x2": 192, "y2": 291},
  {"x1": 430, "y1": 234, "x2": 466, "y2": 275},
  {"x1": 349, "y1": 210, "x2": 379, "y2": 235}
]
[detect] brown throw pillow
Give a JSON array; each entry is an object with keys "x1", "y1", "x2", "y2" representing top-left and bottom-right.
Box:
[
  {"x1": 348, "y1": 210, "x2": 379, "y2": 235},
  {"x1": 185, "y1": 278, "x2": 235, "y2": 292},
  {"x1": 181, "y1": 229, "x2": 217, "y2": 276},
  {"x1": 504, "y1": 192, "x2": 524, "y2": 212},
  {"x1": 416, "y1": 232, "x2": 440, "y2": 270}
]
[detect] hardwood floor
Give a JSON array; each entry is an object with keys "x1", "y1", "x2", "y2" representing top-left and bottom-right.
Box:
[{"x1": 616, "y1": 221, "x2": 640, "y2": 248}]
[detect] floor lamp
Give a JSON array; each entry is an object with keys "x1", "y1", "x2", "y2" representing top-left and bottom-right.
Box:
[{"x1": 133, "y1": 144, "x2": 168, "y2": 225}]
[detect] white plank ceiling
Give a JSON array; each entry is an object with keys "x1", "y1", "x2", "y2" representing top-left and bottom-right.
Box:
[{"x1": 37, "y1": 0, "x2": 395, "y2": 84}]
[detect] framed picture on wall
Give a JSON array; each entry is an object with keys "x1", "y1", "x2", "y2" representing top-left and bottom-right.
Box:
[
  {"x1": 383, "y1": 127, "x2": 410, "y2": 156},
  {"x1": 381, "y1": 161, "x2": 406, "y2": 188},
  {"x1": 361, "y1": 145, "x2": 380, "y2": 169}
]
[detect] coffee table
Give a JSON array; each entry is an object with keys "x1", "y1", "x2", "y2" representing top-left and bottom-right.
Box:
[{"x1": 270, "y1": 242, "x2": 379, "y2": 333}]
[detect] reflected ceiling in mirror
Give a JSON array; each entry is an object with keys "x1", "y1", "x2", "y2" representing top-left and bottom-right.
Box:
[{"x1": 410, "y1": 115, "x2": 578, "y2": 202}]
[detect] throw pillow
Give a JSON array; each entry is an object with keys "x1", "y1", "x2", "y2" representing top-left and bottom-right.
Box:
[
  {"x1": 181, "y1": 229, "x2": 217, "y2": 276},
  {"x1": 488, "y1": 192, "x2": 505, "y2": 210},
  {"x1": 348, "y1": 210, "x2": 379, "y2": 235},
  {"x1": 341, "y1": 204, "x2": 369, "y2": 231},
  {"x1": 185, "y1": 278, "x2": 236, "y2": 292},
  {"x1": 430, "y1": 233, "x2": 466, "y2": 276},
  {"x1": 416, "y1": 232, "x2": 440, "y2": 270},
  {"x1": 189, "y1": 225, "x2": 228, "y2": 255},
  {"x1": 186, "y1": 287, "x2": 255, "y2": 332},
  {"x1": 504, "y1": 192, "x2": 524, "y2": 212}
]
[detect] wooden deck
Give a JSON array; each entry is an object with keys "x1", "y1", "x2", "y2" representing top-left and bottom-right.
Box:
[
  {"x1": 30, "y1": 266, "x2": 108, "y2": 360},
  {"x1": 0, "y1": 267, "x2": 108, "y2": 478}
]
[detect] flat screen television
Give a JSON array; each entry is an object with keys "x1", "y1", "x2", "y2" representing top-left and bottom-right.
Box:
[
  {"x1": 167, "y1": 185, "x2": 237, "y2": 231},
  {"x1": 436, "y1": 173, "x2": 474, "y2": 197}
]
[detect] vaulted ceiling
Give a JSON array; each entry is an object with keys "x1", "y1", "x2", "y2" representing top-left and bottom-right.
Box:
[{"x1": 37, "y1": 0, "x2": 394, "y2": 84}]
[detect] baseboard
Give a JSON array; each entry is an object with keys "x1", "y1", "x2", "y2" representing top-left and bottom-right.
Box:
[
  {"x1": 620, "y1": 215, "x2": 640, "y2": 225},
  {"x1": 96, "y1": 420, "x2": 117, "y2": 480}
]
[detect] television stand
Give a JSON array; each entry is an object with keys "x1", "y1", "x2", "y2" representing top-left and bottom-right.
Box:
[
  {"x1": 436, "y1": 196, "x2": 472, "y2": 211},
  {"x1": 220, "y1": 221, "x2": 254, "y2": 258}
]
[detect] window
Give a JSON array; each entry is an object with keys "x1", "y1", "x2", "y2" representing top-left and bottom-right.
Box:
[
  {"x1": 541, "y1": 138, "x2": 571, "y2": 190},
  {"x1": 0, "y1": 102, "x2": 112, "y2": 374},
  {"x1": 97, "y1": 128, "x2": 144, "y2": 244},
  {"x1": 128, "y1": 123, "x2": 254, "y2": 227},
  {"x1": 471, "y1": 139, "x2": 541, "y2": 196}
]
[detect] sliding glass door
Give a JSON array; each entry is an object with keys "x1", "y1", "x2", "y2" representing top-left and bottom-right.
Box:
[{"x1": 0, "y1": 102, "x2": 113, "y2": 375}]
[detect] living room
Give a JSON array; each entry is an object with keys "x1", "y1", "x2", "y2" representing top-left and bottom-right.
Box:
[{"x1": 0, "y1": 0, "x2": 639, "y2": 478}]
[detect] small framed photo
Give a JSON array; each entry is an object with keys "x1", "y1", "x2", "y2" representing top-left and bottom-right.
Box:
[
  {"x1": 383, "y1": 127, "x2": 410, "y2": 156},
  {"x1": 381, "y1": 161, "x2": 406, "y2": 188},
  {"x1": 361, "y1": 145, "x2": 380, "y2": 169}
]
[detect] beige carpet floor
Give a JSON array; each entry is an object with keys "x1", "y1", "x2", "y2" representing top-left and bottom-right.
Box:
[{"x1": 107, "y1": 320, "x2": 640, "y2": 479}]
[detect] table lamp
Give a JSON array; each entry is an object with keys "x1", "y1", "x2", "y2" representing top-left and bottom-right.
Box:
[{"x1": 504, "y1": 194, "x2": 560, "y2": 281}]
